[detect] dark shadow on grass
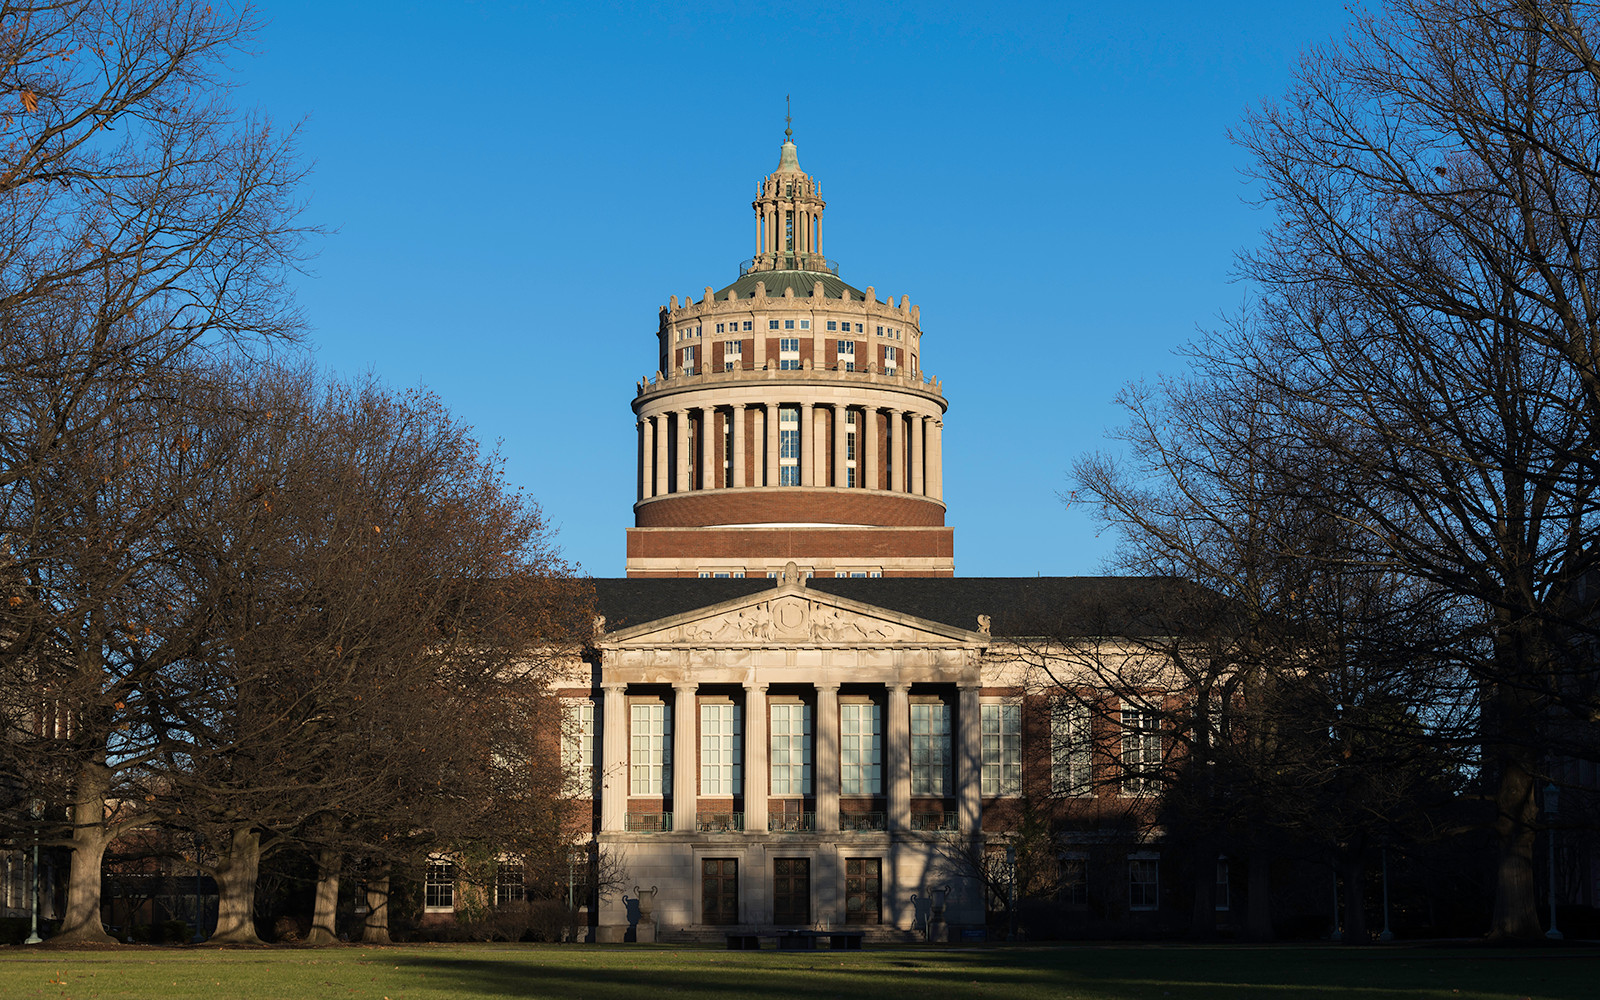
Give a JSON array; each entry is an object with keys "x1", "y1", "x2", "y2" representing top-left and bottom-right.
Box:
[{"x1": 387, "y1": 943, "x2": 1600, "y2": 1000}]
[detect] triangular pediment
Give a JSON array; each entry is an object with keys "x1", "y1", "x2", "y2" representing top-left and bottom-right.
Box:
[{"x1": 600, "y1": 582, "x2": 984, "y2": 649}]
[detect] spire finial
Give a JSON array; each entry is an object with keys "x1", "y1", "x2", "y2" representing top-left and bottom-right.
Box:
[{"x1": 785, "y1": 94, "x2": 792, "y2": 142}]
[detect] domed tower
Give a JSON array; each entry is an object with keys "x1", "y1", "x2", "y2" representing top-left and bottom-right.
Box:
[{"x1": 626, "y1": 127, "x2": 952, "y2": 578}]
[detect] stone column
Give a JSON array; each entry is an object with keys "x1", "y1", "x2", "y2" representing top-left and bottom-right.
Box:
[
  {"x1": 699, "y1": 406, "x2": 716, "y2": 490},
  {"x1": 863, "y1": 406, "x2": 879, "y2": 491},
  {"x1": 731, "y1": 404, "x2": 747, "y2": 488},
  {"x1": 765, "y1": 402, "x2": 780, "y2": 486},
  {"x1": 888, "y1": 409, "x2": 905, "y2": 493},
  {"x1": 833, "y1": 405, "x2": 848, "y2": 487},
  {"x1": 743, "y1": 683, "x2": 768, "y2": 833},
  {"x1": 638, "y1": 418, "x2": 652, "y2": 501},
  {"x1": 600, "y1": 683, "x2": 627, "y2": 833},
  {"x1": 653, "y1": 414, "x2": 669, "y2": 497},
  {"x1": 887, "y1": 682, "x2": 911, "y2": 832},
  {"x1": 958, "y1": 686, "x2": 982, "y2": 835},
  {"x1": 910, "y1": 414, "x2": 925, "y2": 496},
  {"x1": 800, "y1": 401, "x2": 815, "y2": 487},
  {"x1": 929, "y1": 419, "x2": 943, "y2": 501},
  {"x1": 816, "y1": 683, "x2": 840, "y2": 833},
  {"x1": 672, "y1": 682, "x2": 697, "y2": 833},
  {"x1": 674, "y1": 410, "x2": 690, "y2": 494}
]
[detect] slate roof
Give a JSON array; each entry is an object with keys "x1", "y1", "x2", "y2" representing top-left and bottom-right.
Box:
[
  {"x1": 591, "y1": 576, "x2": 1217, "y2": 638},
  {"x1": 713, "y1": 269, "x2": 866, "y2": 302}
]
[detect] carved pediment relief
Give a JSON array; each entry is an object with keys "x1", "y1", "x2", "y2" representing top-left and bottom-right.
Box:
[{"x1": 615, "y1": 594, "x2": 965, "y2": 648}]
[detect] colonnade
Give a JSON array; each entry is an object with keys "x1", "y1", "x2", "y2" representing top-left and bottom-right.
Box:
[
  {"x1": 636, "y1": 403, "x2": 944, "y2": 501},
  {"x1": 597, "y1": 681, "x2": 982, "y2": 836}
]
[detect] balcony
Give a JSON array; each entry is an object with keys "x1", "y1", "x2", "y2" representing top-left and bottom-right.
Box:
[
  {"x1": 738, "y1": 255, "x2": 839, "y2": 277},
  {"x1": 635, "y1": 362, "x2": 944, "y2": 402},
  {"x1": 839, "y1": 811, "x2": 886, "y2": 832},
  {"x1": 624, "y1": 812, "x2": 672, "y2": 833},
  {"x1": 910, "y1": 811, "x2": 960, "y2": 833},
  {"x1": 768, "y1": 811, "x2": 815, "y2": 833},
  {"x1": 696, "y1": 811, "x2": 744, "y2": 833}
]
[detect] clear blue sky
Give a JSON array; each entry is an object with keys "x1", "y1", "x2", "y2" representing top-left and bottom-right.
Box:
[{"x1": 238, "y1": 1, "x2": 1356, "y2": 578}]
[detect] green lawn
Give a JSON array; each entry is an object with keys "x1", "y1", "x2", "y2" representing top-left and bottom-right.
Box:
[{"x1": 0, "y1": 943, "x2": 1594, "y2": 1000}]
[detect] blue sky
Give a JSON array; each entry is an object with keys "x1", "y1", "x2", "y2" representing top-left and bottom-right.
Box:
[{"x1": 238, "y1": 1, "x2": 1356, "y2": 578}]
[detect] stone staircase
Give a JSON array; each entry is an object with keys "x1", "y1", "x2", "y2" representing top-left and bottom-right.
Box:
[{"x1": 660, "y1": 925, "x2": 923, "y2": 947}]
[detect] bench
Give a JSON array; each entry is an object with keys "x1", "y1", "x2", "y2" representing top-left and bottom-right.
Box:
[{"x1": 777, "y1": 929, "x2": 865, "y2": 950}]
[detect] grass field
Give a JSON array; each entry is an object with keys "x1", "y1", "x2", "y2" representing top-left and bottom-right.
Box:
[{"x1": 0, "y1": 942, "x2": 1595, "y2": 1000}]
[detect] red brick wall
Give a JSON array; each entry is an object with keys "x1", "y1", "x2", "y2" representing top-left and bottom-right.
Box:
[
  {"x1": 636, "y1": 489, "x2": 945, "y2": 528},
  {"x1": 625, "y1": 525, "x2": 954, "y2": 564}
]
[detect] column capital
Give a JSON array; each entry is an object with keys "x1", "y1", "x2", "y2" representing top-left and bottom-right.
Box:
[
  {"x1": 742, "y1": 680, "x2": 769, "y2": 693},
  {"x1": 814, "y1": 682, "x2": 841, "y2": 693},
  {"x1": 672, "y1": 680, "x2": 697, "y2": 693},
  {"x1": 601, "y1": 681, "x2": 628, "y2": 692},
  {"x1": 887, "y1": 680, "x2": 910, "y2": 693}
]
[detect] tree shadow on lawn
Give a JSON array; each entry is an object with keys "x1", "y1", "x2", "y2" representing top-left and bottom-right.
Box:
[{"x1": 388, "y1": 944, "x2": 1600, "y2": 1000}]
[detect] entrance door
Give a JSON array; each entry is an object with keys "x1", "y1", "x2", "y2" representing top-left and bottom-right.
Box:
[
  {"x1": 703, "y1": 858, "x2": 738, "y2": 925},
  {"x1": 844, "y1": 857, "x2": 881, "y2": 925},
  {"x1": 772, "y1": 857, "x2": 810, "y2": 925}
]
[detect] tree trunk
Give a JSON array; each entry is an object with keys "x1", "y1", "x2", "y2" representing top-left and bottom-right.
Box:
[
  {"x1": 361, "y1": 873, "x2": 391, "y2": 944},
  {"x1": 208, "y1": 828, "x2": 264, "y2": 945},
  {"x1": 1244, "y1": 853, "x2": 1273, "y2": 941},
  {"x1": 1341, "y1": 856, "x2": 1368, "y2": 944},
  {"x1": 306, "y1": 849, "x2": 340, "y2": 946},
  {"x1": 1488, "y1": 747, "x2": 1544, "y2": 941},
  {"x1": 52, "y1": 761, "x2": 116, "y2": 944},
  {"x1": 1189, "y1": 848, "x2": 1216, "y2": 940}
]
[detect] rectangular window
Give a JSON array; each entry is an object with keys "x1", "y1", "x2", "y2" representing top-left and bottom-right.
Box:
[
  {"x1": 773, "y1": 858, "x2": 810, "y2": 924},
  {"x1": 855, "y1": 323, "x2": 864, "y2": 333},
  {"x1": 826, "y1": 320, "x2": 837, "y2": 331},
  {"x1": 716, "y1": 323, "x2": 725, "y2": 333},
  {"x1": 770, "y1": 702, "x2": 813, "y2": 795},
  {"x1": 910, "y1": 702, "x2": 951, "y2": 796},
  {"x1": 779, "y1": 337, "x2": 801, "y2": 370},
  {"x1": 1060, "y1": 855, "x2": 1088, "y2": 906},
  {"x1": 743, "y1": 321, "x2": 753, "y2": 331},
  {"x1": 630, "y1": 703, "x2": 671, "y2": 795},
  {"x1": 1051, "y1": 700, "x2": 1092, "y2": 796},
  {"x1": 425, "y1": 859, "x2": 455, "y2": 910},
  {"x1": 784, "y1": 319, "x2": 795, "y2": 330},
  {"x1": 562, "y1": 699, "x2": 596, "y2": 797},
  {"x1": 723, "y1": 340, "x2": 743, "y2": 372},
  {"x1": 778, "y1": 405, "x2": 800, "y2": 486},
  {"x1": 701, "y1": 703, "x2": 742, "y2": 795},
  {"x1": 840, "y1": 702, "x2": 882, "y2": 794},
  {"x1": 682, "y1": 344, "x2": 695, "y2": 375},
  {"x1": 884, "y1": 345, "x2": 897, "y2": 372},
  {"x1": 1121, "y1": 708, "x2": 1161, "y2": 795},
  {"x1": 980, "y1": 702, "x2": 1022, "y2": 796},
  {"x1": 495, "y1": 861, "x2": 525, "y2": 906},
  {"x1": 1130, "y1": 856, "x2": 1159, "y2": 910},
  {"x1": 769, "y1": 319, "x2": 780, "y2": 330},
  {"x1": 844, "y1": 858, "x2": 882, "y2": 924},
  {"x1": 799, "y1": 319, "x2": 810, "y2": 329},
  {"x1": 845, "y1": 409, "x2": 857, "y2": 486},
  {"x1": 838, "y1": 340, "x2": 855, "y2": 372},
  {"x1": 703, "y1": 858, "x2": 739, "y2": 925},
  {"x1": 876, "y1": 325, "x2": 884, "y2": 336}
]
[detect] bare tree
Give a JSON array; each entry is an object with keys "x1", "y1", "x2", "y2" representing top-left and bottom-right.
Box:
[
  {"x1": 1064, "y1": 354, "x2": 1474, "y2": 940},
  {"x1": 163, "y1": 368, "x2": 588, "y2": 945},
  {"x1": 1232, "y1": 0, "x2": 1600, "y2": 940},
  {"x1": 0, "y1": 0, "x2": 307, "y2": 945}
]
